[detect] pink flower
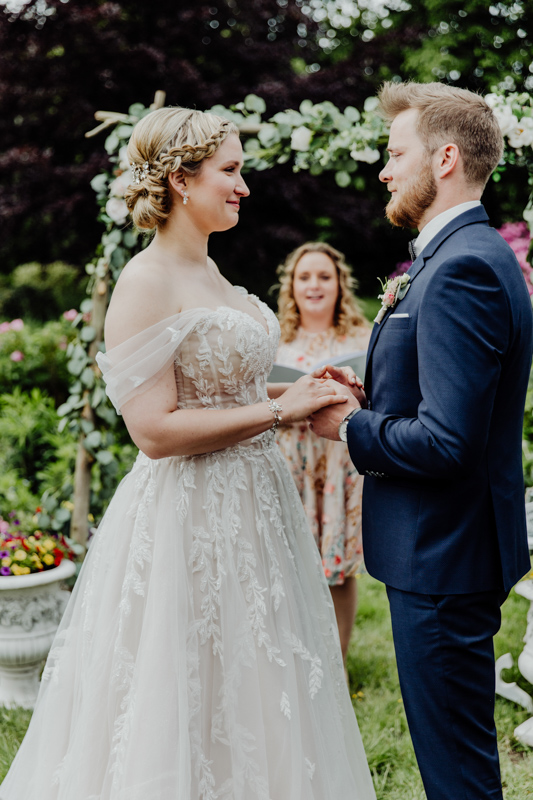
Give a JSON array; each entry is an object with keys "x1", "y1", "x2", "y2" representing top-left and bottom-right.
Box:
[
  {"x1": 63, "y1": 309, "x2": 78, "y2": 321},
  {"x1": 82, "y1": 312, "x2": 91, "y2": 323},
  {"x1": 10, "y1": 350, "x2": 24, "y2": 362},
  {"x1": 389, "y1": 260, "x2": 410, "y2": 280},
  {"x1": 58, "y1": 338, "x2": 67, "y2": 351},
  {"x1": 383, "y1": 290, "x2": 396, "y2": 306},
  {"x1": 0, "y1": 521, "x2": 8, "y2": 535},
  {"x1": 9, "y1": 319, "x2": 23, "y2": 331},
  {"x1": 0, "y1": 322, "x2": 10, "y2": 334}
]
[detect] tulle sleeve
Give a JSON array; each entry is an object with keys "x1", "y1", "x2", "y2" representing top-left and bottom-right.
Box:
[{"x1": 95, "y1": 311, "x2": 201, "y2": 414}]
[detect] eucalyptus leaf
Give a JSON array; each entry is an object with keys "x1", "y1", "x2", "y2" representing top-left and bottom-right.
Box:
[
  {"x1": 84, "y1": 430, "x2": 102, "y2": 450},
  {"x1": 81, "y1": 366, "x2": 95, "y2": 388},
  {"x1": 122, "y1": 230, "x2": 138, "y2": 248},
  {"x1": 80, "y1": 419, "x2": 95, "y2": 435},
  {"x1": 54, "y1": 507, "x2": 71, "y2": 523},
  {"x1": 105, "y1": 229, "x2": 122, "y2": 245},
  {"x1": 90, "y1": 174, "x2": 109, "y2": 194},
  {"x1": 80, "y1": 326, "x2": 96, "y2": 343},
  {"x1": 96, "y1": 450, "x2": 114, "y2": 466},
  {"x1": 335, "y1": 170, "x2": 351, "y2": 188},
  {"x1": 244, "y1": 94, "x2": 266, "y2": 114}
]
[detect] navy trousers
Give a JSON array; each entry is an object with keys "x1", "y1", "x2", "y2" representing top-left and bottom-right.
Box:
[{"x1": 386, "y1": 586, "x2": 508, "y2": 800}]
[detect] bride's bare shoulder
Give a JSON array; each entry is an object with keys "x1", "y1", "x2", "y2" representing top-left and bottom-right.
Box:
[{"x1": 104, "y1": 250, "x2": 179, "y2": 349}]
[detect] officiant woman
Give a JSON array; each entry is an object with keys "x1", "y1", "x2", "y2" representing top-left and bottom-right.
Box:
[{"x1": 274, "y1": 242, "x2": 371, "y2": 667}]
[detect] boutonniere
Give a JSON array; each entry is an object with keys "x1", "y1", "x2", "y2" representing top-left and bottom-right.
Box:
[{"x1": 374, "y1": 273, "x2": 411, "y2": 324}]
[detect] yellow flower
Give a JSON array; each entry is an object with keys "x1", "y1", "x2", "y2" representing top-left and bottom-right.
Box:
[
  {"x1": 28, "y1": 536, "x2": 36, "y2": 544},
  {"x1": 43, "y1": 554, "x2": 55, "y2": 566},
  {"x1": 1, "y1": 557, "x2": 11, "y2": 567},
  {"x1": 14, "y1": 549, "x2": 27, "y2": 561},
  {"x1": 19, "y1": 567, "x2": 30, "y2": 575},
  {"x1": 43, "y1": 539, "x2": 56, "y2": 552},
  {"x1": 11, "y1": 565, "x2": 24, "y2": 575},
  {"x1": 62, "y1": 501, "x2": 74, "y2": 511}
]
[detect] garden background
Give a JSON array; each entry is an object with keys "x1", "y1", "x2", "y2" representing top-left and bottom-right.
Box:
[{"x1": 1, "y1": 0, "x2": 533, "y2": 796}]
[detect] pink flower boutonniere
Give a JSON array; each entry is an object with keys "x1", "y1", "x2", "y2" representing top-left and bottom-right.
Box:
[{"x1": 374, "y1": 273, "x2": 411, "y2": 323}]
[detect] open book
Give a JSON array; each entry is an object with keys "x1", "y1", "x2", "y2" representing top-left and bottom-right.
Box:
[{"x1": 269, "y1": 349, "x2": 367, "y2": 384}]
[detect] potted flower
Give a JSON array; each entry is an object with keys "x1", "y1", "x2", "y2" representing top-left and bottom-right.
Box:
[{"x1": 0, "y1": 513, "x2": 77, "y2": 709}]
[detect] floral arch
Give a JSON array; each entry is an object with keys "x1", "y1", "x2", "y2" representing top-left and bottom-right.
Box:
[{"x1": 55, "y1": 90, "x2": 533, "y2": 546}]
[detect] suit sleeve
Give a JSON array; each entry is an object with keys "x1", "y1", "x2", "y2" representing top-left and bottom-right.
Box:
[{"x1": 347, "y1": 255, "x2": 510, "y2": 480}]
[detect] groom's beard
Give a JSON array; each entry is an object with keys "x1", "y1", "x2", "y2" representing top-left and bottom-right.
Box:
[{"x1": 385, "y1": 160, "x2": 437, "y2": 229}]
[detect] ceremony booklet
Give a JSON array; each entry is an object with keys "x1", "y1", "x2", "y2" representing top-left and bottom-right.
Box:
[{"x1": 269, "y1": 349, "x2": 367, "y2": 384}]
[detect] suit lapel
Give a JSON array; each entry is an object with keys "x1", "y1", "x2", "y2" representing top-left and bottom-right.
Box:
[{"x1": 364, "y1": 205, "x2": 490, "y2": 393}]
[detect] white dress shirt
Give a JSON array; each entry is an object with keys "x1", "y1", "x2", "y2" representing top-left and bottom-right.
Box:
[{"x1": 412, "y1": 200, "x2": 481, "y2": 259}]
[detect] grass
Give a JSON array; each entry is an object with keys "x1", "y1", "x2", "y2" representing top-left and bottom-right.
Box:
[
  {"x1": 349, "y1": 573, "x2": 533, "y2": 799},
  {"x1": 1, "y1": 574, "x2": 532, "y2": 796}
]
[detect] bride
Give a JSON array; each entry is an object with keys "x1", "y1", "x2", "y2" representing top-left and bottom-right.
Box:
[{"x1": 1, "y1": 107, "x2": 376, "y2": 800}]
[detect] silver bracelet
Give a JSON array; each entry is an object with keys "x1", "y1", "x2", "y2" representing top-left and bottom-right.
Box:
[{"x1": 268, "y1": 399, "x2": 283, "y2": 431}]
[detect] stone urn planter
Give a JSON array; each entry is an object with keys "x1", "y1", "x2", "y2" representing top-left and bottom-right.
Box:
[{"x1": 0, "y1": 560, "x2": 76, "y2": 709}]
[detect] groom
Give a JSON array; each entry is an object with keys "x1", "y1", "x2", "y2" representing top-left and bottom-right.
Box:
[{"x1": 310, "y1": 81, "x2": 533, "y2": 800}]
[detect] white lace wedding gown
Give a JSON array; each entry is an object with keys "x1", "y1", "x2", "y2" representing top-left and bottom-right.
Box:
[{"x1": 1, "y1": 290, "x2": 375, "y2": 800}]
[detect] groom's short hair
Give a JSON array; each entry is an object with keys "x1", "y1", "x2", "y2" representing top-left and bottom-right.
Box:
[{"x1": 378, "y1": 81, "x2": 503, "y2": 188}]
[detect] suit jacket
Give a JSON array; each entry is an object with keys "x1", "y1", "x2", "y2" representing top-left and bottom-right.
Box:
[{"x1": 347, "y1": 205, "x2": 533, "y2": 593}]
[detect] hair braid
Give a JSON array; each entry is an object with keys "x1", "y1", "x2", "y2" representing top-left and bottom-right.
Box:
[{"x1": 124, "y1": 109, "x2": 238, "y2": 230}]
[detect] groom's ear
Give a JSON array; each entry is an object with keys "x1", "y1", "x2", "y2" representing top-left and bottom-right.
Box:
[{"x1": 435, "y1": 143, "x2": 460, "y2": 179}]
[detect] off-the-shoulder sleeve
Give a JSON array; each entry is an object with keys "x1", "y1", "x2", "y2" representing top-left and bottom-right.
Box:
[{"x1": 95, "y1": 311, "x2": 201, "y2": 414}]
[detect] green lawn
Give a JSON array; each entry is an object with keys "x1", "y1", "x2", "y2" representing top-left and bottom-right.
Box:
[
  {"x1": 1, "y1": 574, "x2": 532, "y2": 796},
  {"x1": 349, "y1": 574, "x2": 533, "y2": 799}
]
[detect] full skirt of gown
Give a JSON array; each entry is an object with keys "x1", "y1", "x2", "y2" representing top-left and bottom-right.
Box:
[{"x1": 1, "y1": 297, "x2": 376, "y2": 800}]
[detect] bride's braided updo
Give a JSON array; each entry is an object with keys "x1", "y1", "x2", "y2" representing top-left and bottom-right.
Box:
[{"x1": 125, "y1": 107, "x2": 239, "y2": 231}]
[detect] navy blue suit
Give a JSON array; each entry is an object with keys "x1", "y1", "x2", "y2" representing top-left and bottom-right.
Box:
[{"x1": 346, "y1": 206, "x2": 533, "y2": 799}]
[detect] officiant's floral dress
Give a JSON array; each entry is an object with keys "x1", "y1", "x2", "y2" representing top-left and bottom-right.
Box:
[
  {"x1": 275, "y1": 327, "x2": 371, "y2": 586},
  {"x1": 1, "y1": 290, "x2": 375, "y2": 800}
]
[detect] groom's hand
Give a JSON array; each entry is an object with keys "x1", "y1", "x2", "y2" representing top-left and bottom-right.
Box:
[{"x1": 308, "y1": 392, "x2": 360, "y2": 441}]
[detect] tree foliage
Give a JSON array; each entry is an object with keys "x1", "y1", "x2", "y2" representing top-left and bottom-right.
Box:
[{"x1": 0, "y1": 0, "x2": 411, "y2": 295}]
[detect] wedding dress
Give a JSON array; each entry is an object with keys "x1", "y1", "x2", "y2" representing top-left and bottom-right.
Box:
[{"x1": 1, "y1": 290, "x2": 376, "y2": 800}]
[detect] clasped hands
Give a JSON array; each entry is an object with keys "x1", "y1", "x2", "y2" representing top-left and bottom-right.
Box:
[{"x1": 307, "y1": 365, "x2": 367, "y2": 441}]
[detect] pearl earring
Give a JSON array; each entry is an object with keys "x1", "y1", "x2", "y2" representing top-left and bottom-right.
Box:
[{"x1": 182, "y1": 192, "x2": 189, "y2": 206}]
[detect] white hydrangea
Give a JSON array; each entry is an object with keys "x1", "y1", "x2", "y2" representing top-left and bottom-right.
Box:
[{"x1": 350, "y1": 146, "x2": 381, "y2": 164}]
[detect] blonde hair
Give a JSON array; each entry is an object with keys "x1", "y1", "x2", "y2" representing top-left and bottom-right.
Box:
[
  {"x1": 378, "y1": 81, "x2": 503, "y2": 188},
  {"x1": 276, "y1": 242, "x2": 368, "y2": 343},
  {"x1": 124, "y1": 106, "x2": 239, "y2": 230}
]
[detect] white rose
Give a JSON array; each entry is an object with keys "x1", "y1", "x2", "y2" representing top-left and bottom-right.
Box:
[
  {"x1": 494, "y1": 106, "x2": 519, "y2": 137},
  {"x1": 109, "y1": 171, "x2": 131, "y2": 198},
  {"x1": 290, "y1": 126, "x2": 313, "y2": 151},
  {"x1": 106, "y1": 197, "x2": 129, "y2": 225},
  {"x1": 508, "y1": 116, "x2": 533, "y2": 149},
  {"x1": 350, "y1": 146, "x2": 380, "y2": 164}
]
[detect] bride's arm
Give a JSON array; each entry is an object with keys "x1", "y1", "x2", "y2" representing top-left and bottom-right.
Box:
[
  {"x1": 122, "y1": 366, "x2": 348, "y2": 459},
  {"x1": 267, "y1": 382, "x2": 291, "y2": 399}
]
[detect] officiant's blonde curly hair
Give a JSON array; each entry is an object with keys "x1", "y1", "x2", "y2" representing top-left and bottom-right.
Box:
[
  {"x1": 276, "y1": 242, "x2": 368, "y2": 343},
  {"x1": 125, "y1": 106, "x2": 239, "y2": 231}
]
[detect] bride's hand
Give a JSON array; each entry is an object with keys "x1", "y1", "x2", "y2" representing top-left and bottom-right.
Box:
[
  {"x1": 279, "y1": 375, "x2": 349, "y2": 423},
  {"x1": 312, "y1": 364, "x2": 368, "y2": 409}
]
